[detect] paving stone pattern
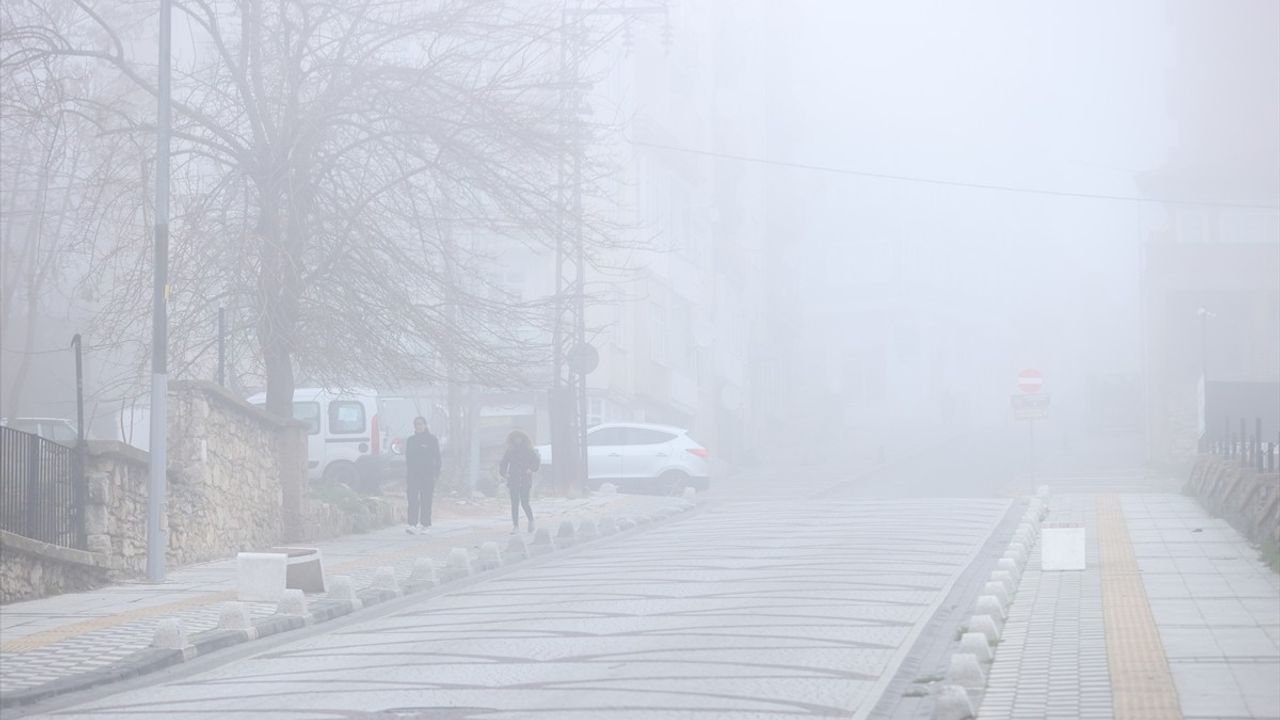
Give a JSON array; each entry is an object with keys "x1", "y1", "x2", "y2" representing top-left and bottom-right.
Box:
[
  {"x1": 0, "y1": 494, "x2": 672, "y2": 702},
  {"x1": 1123, "y1": 494, "x2": 1280, "y2": 720},
  {"x1": 980, "y1": 494, "x2": 1113, "y2": 720},
  {"x1": 32, "y1": 498, "x2": 1009, "y2": 720}
]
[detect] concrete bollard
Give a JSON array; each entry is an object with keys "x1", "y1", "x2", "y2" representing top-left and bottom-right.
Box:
[
  {"x1": 934, "y1": 684, "x2": 977, "y2": 720},
  {"x1": 440, "y1": 548, "x2": 473, "y2": 581},
  {"x1": 277, "y1": 588, "x2": 307, "y2": 616},
  {"x1": 996, "y1": 557, "x2": 1021, "y2": 581},
  {"x1": 947, "y1": 652, "x2": 986, "y2": 689},
  {"x1": 152, "y1": 618, "x2": 188, "y2": 649},
  {"x1": 983, "y1": 581, "x2": 1010, "y2": 609},
  {"x1": 577, "y1": 519, "x2": 598, "y2": 541},
  {"x1": 682, "y1": 486, "x2": 696, "y2": 500},
  {"x1": 617, "y1": 517, "x2": 636, "y2": 531},
  {"x1": 328, "y1": 575, "x2": 360, "y2": 608},
  {"x1": 960, "y1": 631, "x2": 993, "y2": 662},
  {"x1": 373, "y1": 566, "x2": 400, "y2": 594},
  {"x1": 409, "y1": 558, "x2": 438, "y2": 586},
  {"x1": 477, "y1": 542, "x2": 503, "y2": 571},
  {"x1": 634, "y1": 515, "x2": 653, "y2": 525},
  {"x1": 598, "y1": 482, "x2": 618, "y2": 495},
  {"x1": 1007, "y1": 542, "x2": 1028, "y2": 564},
  {"x1": 975, "y1": 594, "x2": 1006, "y2": 621},
  {"x1": 970, "y1": 614, "x2": 1001, "y2": 644},
  {"x1": 990, "y1": 570, "x2": 1016, "y2": 596},
  {"x1": 504, "y1": 534, "x2": 529, "y2": 561},
  {"x1": 556, "y1": 520, "x2": 577, "y2": 546},
  {"x1": 530, "y1": 528, "x2": 555, "y2": 555},
  {"x1": 597, "y1": 516, "x2": 618, "y2": 536},
  {"x1": 218, "y1": 602, "x2": 252, "y2": 631}
]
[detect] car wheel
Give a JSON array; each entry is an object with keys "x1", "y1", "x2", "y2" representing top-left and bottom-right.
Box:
[
  {"x1": 657, "y1": 470, "x2": 689, "y2": 496},
  {"x1": 322, "y1": 460, "x2": 359, "y2": 488}
]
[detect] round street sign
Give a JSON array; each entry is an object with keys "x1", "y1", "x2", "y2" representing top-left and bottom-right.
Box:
[
  {"x1": 1018, "y1": 368, "x2": 1043, "y2": 394},
  {"x1": 566, "y1": 342, "x2": 599, "y2": 375}
]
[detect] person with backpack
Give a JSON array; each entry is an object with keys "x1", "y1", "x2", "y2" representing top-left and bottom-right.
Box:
[
  {"x1": 404, "y1": 416, "x2": 441, "y2": 534},
  {"x1": 499, "y1": 429, "x2": 540, "y2": 533}
]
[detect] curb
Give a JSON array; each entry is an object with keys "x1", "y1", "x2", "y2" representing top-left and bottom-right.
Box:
[
  {"x1": 933, "y1": 493, "x2": 1049, "y2": 719},
  {"x1": 0, "y1": 496, "x2": 700, "y2": 710}
]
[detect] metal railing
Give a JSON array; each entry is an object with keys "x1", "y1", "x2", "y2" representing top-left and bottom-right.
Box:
[
  {"x1": 0, "y1": 426, "x2": 86, "y2": 549},
  {"x1": 1203, "y1": 416, "x2": 1279, "y2": 473}
]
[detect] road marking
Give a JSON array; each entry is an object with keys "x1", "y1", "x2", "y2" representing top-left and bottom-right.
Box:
[{"x1": 1097, "y1": 494, "x2": 1183, "y2": 720}]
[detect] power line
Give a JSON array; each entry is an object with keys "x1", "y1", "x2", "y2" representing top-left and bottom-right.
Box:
[{"x1": 632, "y1": 140, "x2": 1280, "y2": 211}]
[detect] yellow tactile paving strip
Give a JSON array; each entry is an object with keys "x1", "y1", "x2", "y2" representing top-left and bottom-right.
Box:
[
  {"x1": 0, "y1": 526, "x2": 497, "y2": 654},
  {"x1": 1097, "y1": 493, "x2": 1184, "y2": 720}
]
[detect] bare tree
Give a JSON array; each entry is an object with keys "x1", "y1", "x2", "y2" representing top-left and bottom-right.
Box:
[{"x1": 4, "y1": 0, "x2": 633, "y2": 419}]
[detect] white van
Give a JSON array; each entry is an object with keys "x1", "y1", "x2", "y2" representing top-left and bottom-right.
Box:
[{"x1": 247, "y1": 387, "x2": 383, "y2": 484}]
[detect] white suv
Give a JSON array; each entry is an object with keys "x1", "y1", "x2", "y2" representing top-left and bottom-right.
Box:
[{"x1": 537, "y1": 422, "x2": 710, "y2": 494}]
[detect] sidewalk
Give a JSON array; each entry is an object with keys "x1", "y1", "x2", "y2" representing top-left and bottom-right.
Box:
[
  {"x1": 980, "y1": 492, "x2": 1280, "y2": 720},
  {"x1": 0, "y1": 491, "x2": 691, "y2": 706}
]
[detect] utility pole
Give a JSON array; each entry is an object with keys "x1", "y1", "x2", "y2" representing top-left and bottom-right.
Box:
[
  {"x1": 148, "y1": 0, "x2": 172, "y2": 581},
  {"x1": 550, "y1": 1, "x2": 669, "y2": 497}
]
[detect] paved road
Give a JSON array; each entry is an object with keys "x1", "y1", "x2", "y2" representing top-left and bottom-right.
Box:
[{"x1": 27, "y1": 489, "x2": 1011, "y2": 719}]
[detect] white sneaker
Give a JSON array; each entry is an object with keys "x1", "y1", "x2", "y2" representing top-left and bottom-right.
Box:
[
  {"x1": 405, "y1": 524, "x2": 417, "y2": 535},
  {"x1": 417, "y1": 524, "x2": 429, "y2": 533}
]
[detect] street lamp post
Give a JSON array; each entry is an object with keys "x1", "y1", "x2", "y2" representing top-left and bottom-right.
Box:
[{"x1": 147, "y1": 0, "x2": 173, "y2": 581}]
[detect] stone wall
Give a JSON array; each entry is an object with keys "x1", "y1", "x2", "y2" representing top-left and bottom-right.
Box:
[
  {"x1": 78, "y1": 381, "x2": 307, "y2": 577},
  {"x1": 84, "y1": 441, "x2": 149, "y2": 574},
  {"x1": 0, "y1": 531, "x2": 113, "y2": 604}
]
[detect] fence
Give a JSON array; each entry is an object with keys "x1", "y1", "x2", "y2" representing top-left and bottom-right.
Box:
[
  {"x1": 1202, "y1": 416, "x2": 1280, "y2": 473},
  {"x1": 0, "y1": 426, "x2": 85, "y2": 549}
]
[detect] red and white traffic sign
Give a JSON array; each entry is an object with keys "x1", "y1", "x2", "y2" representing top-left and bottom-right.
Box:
[{"x1": 1017, "y1": 368, "x2": 1043, "y2": 394}]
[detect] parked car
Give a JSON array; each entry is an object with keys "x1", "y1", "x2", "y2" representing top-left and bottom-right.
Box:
[
  {"x1": 536, "y1": 422, "x2": 710, "y2": 494},
  {"x1": 247, "y1": 388, "x2": 383, "y2": 486},
  {"x1": 0, "y1": 417, "x2": 79, "y2": 446}
]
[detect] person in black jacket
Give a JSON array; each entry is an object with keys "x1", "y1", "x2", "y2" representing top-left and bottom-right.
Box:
[
  {"x1": 404, "y1": 416, "x2": 441, "y2": 534},
  {"x1": 499, "y1": 429, "x2": 540, "y2": 533}
]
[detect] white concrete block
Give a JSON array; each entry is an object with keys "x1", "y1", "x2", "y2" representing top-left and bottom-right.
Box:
[
  {"x1": 556, "y1": 520, "x2": 576, "y2": 545},
  {"x1": 975, "y1": 594, "x2": 1006, "y2": 621},
  {"x1": 409, "y1": 558, "x2": 438, "y2": 585},
  {"x1": 236, "y1": 552, "x2": 288, "y2": 602},
  {"x1": 477, "y1": 542, "x2": 503, "y2": 571},
  {"x1": 152, "y1": 618, "x2": 188, "y2": 649},
  {"x1": 970, "y1": 614, "x2": 1000, "y2": 644},
  {"x1": 328, "y1": 575, "x2": 359, "y2": 603},
  {"x1": 218, "y1": 602, "x2": 252, "y2": 631},
  {"x1": 1006, "y1": 542, "x2": 1027, "y2": 563},
  {"x1": 947, "y1": 652, "x2": 986, "y2": 689},
  {"x1": 996, "y1": 557, "x2": 1021, "y2": 580},
  {"x1": 960, "y1": 632, "x2": 993, "y2": 662},
  {"x1": 983, "y1": 581, "x2": 1010, "y2": 607},
  {"x1": 530, "y1": 528, "x2": 554, "y2": 555},
  {"x1": 446, "y1": 547, "x2": 472, "y2": 574},
  {"x1": 374, "y1": 565, "x2": 400, "y2": 592},
  {"x1": 990, "y1": 570, "x2": 1016, "y2": 596},
  {"x1": 504, "y1": 535, "x2": 529, "y2": 560},
  {"x1": 1041, "y1": 526, "x2": 1087, "y2": 571},
  {"x1": 934, "y1": 684, "x2": 976, "y2": 720},
  {"x1": 277, "y1": 588, "x2": 307, "y2": 616}
]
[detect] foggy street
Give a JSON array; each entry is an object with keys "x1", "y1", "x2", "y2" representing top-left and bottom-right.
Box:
[{"x1": 2, "y1": 0, "x2": 1278, "y2": 718}]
